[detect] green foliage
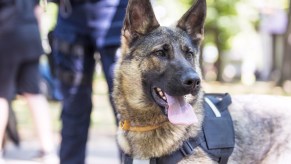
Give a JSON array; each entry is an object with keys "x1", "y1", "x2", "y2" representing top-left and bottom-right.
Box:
[
  {"x1": 206, "y1": 0, "x2": 240, "y2": 51},
  {"x1": 181, "y1": 0, "x2": 241, "y2": 51},
  {"x1": 179, "y1": 0, "x2": 194, "y2": 7}
]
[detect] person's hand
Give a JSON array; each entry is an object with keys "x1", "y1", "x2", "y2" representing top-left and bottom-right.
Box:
[{"x1": 34, "y1": 5, "x2": 45, "y2": 31}]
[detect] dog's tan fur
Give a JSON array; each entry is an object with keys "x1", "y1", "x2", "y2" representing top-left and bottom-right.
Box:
[{"x1": 113, "y1": 0, "x2": 291, "y2": 163}]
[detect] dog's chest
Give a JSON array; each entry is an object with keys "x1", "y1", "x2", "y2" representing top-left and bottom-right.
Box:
[{"x1": 119, "y1": 94, "x2": 235, "y2": 164}]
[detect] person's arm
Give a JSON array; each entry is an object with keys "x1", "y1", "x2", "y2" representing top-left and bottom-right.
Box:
[{"x1": 34, "y1": 4, "x2": 43, "y2": 25}]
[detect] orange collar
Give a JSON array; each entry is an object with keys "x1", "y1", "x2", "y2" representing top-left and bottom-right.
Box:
[{"x1": 120, "y1": 120, "x2": 168, "y2": 132}]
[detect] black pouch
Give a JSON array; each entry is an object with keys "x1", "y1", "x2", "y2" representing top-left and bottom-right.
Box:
[
  {"x1": 202, "y1": 93, "x2": 235, "y2": 159},
  {"x1": 203, "y1": 117, "x2": 235, "y2": 149}
]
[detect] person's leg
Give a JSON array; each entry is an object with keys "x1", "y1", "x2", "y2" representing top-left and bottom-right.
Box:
[
  {"x1": 0, "y1": 57, "x2": 18, "y2": 161},
  {"x1": 0, "y1": 98, "x2": 9, "y2": 155},
  {"x1": 17, "y1": 59, "x2": 57, "y2": 157},
  {"x1": 6, "y1": 101, "x2": 20, "y2": 147},
  {"x1": 53, "y1": 36, "x2": 96, "y2": 164},
  {"x1": 22, "y1": 94, "x2": 55, "y2": 153},
  {"x1": 59, "y1": 84, "x2": 93, "y2": 164},
  {"x1": 99, "y1": 46, "x2": 119, "y2": 125}
]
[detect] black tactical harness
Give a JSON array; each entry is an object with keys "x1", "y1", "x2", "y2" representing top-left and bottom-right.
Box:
[{"x1": 122, "y1": 93, "x2": 235, "y2": 164}]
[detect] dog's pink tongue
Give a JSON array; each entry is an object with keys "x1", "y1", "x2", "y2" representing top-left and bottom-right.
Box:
[{"x1": 165, "y1": 93, "x2": 198, "y2": 125}]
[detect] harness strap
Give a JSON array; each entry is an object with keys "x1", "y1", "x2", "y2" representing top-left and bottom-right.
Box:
[
  {"x1": 152, "y1": 139, "x2": 198, "y2": 164},
  {"x1": 205, "y1": 97, "x2": 221, "y2": 117},
  {"x1": 219, "y1": 156, "x2": 229, "y2": 164},
  {"x1": 204, "y1": 93, "x2": 232, "y2": 112},
  {"x1": 122, "y1": 134, "x2": 211, "y2": 164}
]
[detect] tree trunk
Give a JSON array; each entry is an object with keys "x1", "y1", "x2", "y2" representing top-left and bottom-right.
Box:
[
  {"x1": 214, "y1": 28, "x2": 223, "y2": 81},
  {"x1": 278, "y1": 1, "x2": 291, "y2": 85}
]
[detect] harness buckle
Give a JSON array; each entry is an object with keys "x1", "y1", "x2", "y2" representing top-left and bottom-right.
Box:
[{"x1": 180, "y1": 140, "x2": 195, "y2": 157}]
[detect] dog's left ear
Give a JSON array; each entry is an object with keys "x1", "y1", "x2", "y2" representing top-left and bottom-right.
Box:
[{"x1": 177, "y1": 0, "x2": 206, "y2": 43}]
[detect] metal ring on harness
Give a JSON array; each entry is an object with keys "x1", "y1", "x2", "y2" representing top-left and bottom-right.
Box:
[{"x1": 60, "y1": 0, "x2": 72, "y2": 18}]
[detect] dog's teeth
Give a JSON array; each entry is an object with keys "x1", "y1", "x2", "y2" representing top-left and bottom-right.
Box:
[{"x1": 155, "y1": 88, "x2": 166, "y2": 100}]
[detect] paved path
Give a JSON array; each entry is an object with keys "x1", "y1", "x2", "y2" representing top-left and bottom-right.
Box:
[
  {"x1": 4, "y1": 133, "x2": 119, "y2": 164},
  {"x1": 2, "y1": 79, "x2": 119, "y2": 164},
  {"x1": 3, "y1": 109, "x2": 119, "y2": 164}
]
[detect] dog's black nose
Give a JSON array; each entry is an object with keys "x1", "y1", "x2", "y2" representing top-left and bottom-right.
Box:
[{"x1": 182, "y1": 72, "x2": 201, "y2": 89}]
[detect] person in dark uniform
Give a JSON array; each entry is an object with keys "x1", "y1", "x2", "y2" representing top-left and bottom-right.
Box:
[
  {"x1": 50, "y1": 0, "x2": 128, "y2": 163},
  {"x1": 0, "y1": 0, "x2": 57, "y2": 162}
]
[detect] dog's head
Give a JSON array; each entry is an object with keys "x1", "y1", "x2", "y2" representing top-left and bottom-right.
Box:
[{"x1": 114, "y1": 0, "x2": 206, "y2": 125}]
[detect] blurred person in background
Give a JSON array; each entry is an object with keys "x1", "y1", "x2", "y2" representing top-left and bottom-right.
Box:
[
  {"x1": 50, "y1": 0, "x2": 127, "y2": 163},
  {"x1": 0, "y1": 0, "x2": 57, "y2": 162}
]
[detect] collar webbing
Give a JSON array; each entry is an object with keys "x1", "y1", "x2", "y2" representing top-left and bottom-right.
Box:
[{"x1": 120, "y1": 120, "x2": 168, "y2": 132}]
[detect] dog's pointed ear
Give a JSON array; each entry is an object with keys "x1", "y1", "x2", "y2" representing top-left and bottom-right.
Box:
[
  {"x1": 122, "y1": 0, "x2": 160, "y2": 43},
  {"x1": 177, "y1": 0, "x2": 206, "y2": 43}
]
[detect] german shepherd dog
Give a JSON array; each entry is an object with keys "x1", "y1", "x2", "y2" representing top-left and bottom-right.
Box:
[{"x1": 113, "y1": 0, "x2": 291, "y2": 163}]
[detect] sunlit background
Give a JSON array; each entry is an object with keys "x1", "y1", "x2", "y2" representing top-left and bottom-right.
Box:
[
  {"x1": 151, "y1": 0, "x2": 291, "y2": 94},
  {"x1": 4, "y1": 0, "x2": 291, "y2": 163},
  {"x1": 39, "y1": 0, "x2": 291, "y2": 95}
]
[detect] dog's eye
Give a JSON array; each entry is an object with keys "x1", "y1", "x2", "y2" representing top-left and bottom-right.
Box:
[
  {"x1": 154, "y1": 50, "x2": 167, "y2": 58},
  {"x1": 185, "y1": 51, "x2": 194, "y2": 58}
]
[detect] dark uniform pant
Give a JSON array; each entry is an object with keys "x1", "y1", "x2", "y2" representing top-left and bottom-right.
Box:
[{"x1": 53, "y1": 33, "x2": 119, "y2": 164}]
